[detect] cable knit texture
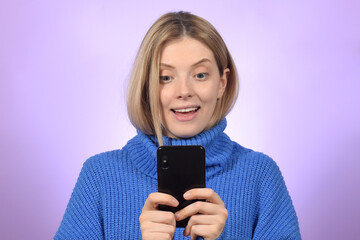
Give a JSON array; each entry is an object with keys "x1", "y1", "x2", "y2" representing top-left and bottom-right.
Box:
[{"x1": 55, "y1": 119, "x2": 301, "y2": 239}]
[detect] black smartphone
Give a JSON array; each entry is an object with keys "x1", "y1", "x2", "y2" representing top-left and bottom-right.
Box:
[{"x1": 157, "y1": 145, "x2": 206, "y2": 228}]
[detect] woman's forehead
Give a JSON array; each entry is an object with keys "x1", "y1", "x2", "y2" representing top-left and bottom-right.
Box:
[{"x1": 160, "y1": 37, "x2": 216, "y2": 67}]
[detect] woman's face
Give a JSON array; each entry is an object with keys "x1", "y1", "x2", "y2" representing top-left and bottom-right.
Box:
[{"x1": 159, "y1": 37, "x2": 229, "y2": 138}]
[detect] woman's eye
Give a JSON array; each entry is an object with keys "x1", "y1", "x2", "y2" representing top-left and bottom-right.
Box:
[
  {"x1": 195, "y1": 73, "x2": 208, "y2": 80},
  {"x1": 160, "y1": 76, "x2": 172, "y2": 82}
]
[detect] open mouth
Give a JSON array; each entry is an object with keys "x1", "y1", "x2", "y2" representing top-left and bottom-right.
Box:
[{"x1": 171, "y1": 107, "x2": 200, "y2": 114}]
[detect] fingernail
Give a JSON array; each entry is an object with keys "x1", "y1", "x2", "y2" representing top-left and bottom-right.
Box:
[
  {"x1": 172, "y1": 199, "x2": 179, "y2": 206},
  {"x1": 184, "y1": 192, "x2": 190, "y2": 199},
  {"x1": 175, "y1": 212, "x2": 181, "y2": 220}
]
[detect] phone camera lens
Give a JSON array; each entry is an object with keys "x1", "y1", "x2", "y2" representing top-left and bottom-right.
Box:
[{"x1": 162, "y1": 156, "x2": 169, "y2": 169}]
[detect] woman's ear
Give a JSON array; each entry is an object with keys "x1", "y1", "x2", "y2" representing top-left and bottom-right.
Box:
[{"x1": 217, "y1": 68, "x2": 230, "y2": 99}]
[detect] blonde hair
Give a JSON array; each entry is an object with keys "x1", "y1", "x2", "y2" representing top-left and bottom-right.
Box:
[{"x1": 127, "y1": 11, "x2": 239, "y2": 146}]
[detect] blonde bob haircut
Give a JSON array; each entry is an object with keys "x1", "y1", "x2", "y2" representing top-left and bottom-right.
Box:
[{"x1": 127, "y1": 11, "x2": 239, "y2": 146}]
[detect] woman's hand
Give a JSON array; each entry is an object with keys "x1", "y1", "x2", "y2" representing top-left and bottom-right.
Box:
[
  {"x1": 175, "y1": 188, "x2": 228, "y2": 240},
  {"x1": 139, "y1": 192, "x2": 179, "y2": 240}
]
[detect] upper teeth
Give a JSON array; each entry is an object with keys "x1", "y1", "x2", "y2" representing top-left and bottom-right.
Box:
[{"x1": 175, "y1": 107, "x2": 198, "y2": 113}]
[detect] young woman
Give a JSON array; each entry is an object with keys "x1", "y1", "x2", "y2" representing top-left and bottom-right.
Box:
[{"x1": 55, "y1": 12, "x2": 301, "y2": 240}]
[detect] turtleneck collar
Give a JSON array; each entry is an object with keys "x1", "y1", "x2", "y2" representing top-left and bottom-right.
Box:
[{"x1": 127, "y1": 118, "x2": 233, "y2": 179}]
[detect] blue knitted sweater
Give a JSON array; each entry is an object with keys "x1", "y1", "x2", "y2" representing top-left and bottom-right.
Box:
[{"x1": 55, "y1": 119, "x2": 301, "y2": 239}]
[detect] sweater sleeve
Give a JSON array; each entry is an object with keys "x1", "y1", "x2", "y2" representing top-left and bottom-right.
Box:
[
  {"x1": 54, "y1": 157, "x2": 104, "y2": 240},
  {"x1": 252, "y1": 158, "x2": 301, "y2": 240}
]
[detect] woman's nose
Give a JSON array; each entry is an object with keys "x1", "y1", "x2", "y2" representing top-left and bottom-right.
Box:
[{"x1": 176, "y1": 77, "x2": 193, "y2": 99}]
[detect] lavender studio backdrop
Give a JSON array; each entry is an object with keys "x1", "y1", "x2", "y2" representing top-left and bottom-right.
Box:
[{"x1": 1, "y1": 0, "x2": 359, "y2": 239}]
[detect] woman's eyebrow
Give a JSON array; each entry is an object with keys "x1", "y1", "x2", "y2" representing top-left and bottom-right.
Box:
[
  {"x1": 160, "y1": 58, "x2": 212, "y2": 69},
  {"x1": 159, "y1": 63, "x2": 175, "y2": 69},
  {"x1": 191, "y1": 58, "x2": 212, "y2": 67}
]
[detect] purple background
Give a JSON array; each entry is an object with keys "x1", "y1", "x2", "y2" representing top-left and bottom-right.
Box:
[{"x1": 1, "y1": 1, "x2": 359, "y2": 239}]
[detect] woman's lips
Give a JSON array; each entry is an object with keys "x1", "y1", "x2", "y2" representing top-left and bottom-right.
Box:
[{"x1": 171, "y1": 107, "x2": 200, "y2": 121}]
